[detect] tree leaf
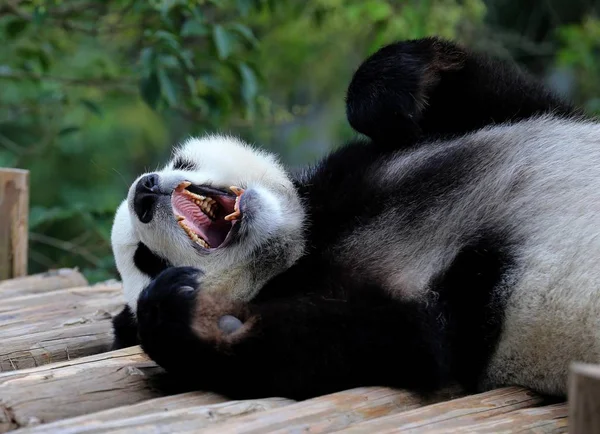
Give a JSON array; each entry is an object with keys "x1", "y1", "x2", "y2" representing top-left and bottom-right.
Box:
[
  {"x1": 139, "y1": 72, "x2": 161, "y2": 109},
  {"x1": 6, "y1": 18, "x2": 28, "y2": 39},
  {"x1": 181, "y1": 19, "x2": 208, "y2": 37},
  {"x1": 236, "y1": 0, "x2": 254, "y2": 17},
  {"x1": 230, "y1": 23, "x2": 259, "y2": 47},
  {"x1": 139, "y1": 47, "x2": 155, "y2": 75},
  {"x1": 239, "y1": 62, "x2": 258, "y2": 103},
  {"x1": 58, "y1": 126, "x2": 81, "y2": 137},
  {"x1": 157, "y1": 68, "x2": 177, "y2": 106},
  {"x1": 79, "y1": 99, "x2": 103, "y2": 117},
  {"x1": 212, "y1": 24, "x2": 232, "y2": 60},
  {"x1": 154, "y1": 30, "x2": 180, "y2": 51}
]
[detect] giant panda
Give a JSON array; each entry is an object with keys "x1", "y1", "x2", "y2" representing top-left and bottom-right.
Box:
[
  {"x1": 112, "y1": 36, "x2": 600, "y2": 401},
  {"x1": 110, "y1": 135, "x2": 305, "y2": 348}
]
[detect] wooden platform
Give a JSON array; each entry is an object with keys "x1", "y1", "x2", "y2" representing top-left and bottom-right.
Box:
[{"x1": 0, "y1": 269, "x2": 572, "y2": 433}]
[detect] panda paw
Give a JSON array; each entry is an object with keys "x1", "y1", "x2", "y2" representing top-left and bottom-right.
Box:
[
  {"x1": 136, "y1": 266, "x2": 257, "y2": 368},
  {"x1": 346, "y1": 36, "x2": 466, "y2": 141}
]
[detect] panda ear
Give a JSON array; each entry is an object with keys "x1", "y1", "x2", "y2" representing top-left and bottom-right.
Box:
[{"x1": 345, "y1": 37, "x2": 466, "y2": 143}]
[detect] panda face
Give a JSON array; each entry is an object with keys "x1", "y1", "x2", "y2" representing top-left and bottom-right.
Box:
[{"x1": 111, "y1": 135, "x2": 306, "y2": 311}]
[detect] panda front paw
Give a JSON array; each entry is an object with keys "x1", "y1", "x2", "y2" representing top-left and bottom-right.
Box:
[{"x1": 136, "y1": 266, "x2": 257, "y2": 375}]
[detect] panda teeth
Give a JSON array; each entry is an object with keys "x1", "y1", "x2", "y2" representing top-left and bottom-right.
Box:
[
  {"x1": 177, "y1": 220, "x2": 211, "y2": 248},
  {"x1": 193, "y1": 199, "x2": 216, "y2": 219}
]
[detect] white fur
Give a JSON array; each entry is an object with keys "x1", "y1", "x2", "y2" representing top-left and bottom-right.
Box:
[
  {"x1": 335, "y1": 115, "x2": 600, "y2": 395},
  {"x1": 111, "y1": 134, "x2": 305, "y2": 311}
]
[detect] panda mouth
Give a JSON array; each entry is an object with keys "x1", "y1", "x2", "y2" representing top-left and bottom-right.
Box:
[{"x1": 171, "y1": 181, "x2": 243, "y2": 250}]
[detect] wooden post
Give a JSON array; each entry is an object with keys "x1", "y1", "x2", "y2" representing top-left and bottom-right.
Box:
[
  {"x1": 0, "y1": 168, "x2": 29, "y2": 280},
  {"x1": 569, "y1": 362, "x2": 600, "y2": 434}
]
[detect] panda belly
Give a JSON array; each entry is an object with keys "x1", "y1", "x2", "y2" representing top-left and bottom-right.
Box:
[{"x1": 482, "y1": 221, "x2": 600, "y2": 395}]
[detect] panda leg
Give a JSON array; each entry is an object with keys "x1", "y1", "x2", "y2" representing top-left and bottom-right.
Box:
[
  {"x1": 111, "y1": 305, "x2": 139, "y2": 350},
  {"x1": 136, "y1": 267, "x2": 448, "y2": 400},
  {"x1": 346, "y1": 36, "x2": 578, "y2": 145}
]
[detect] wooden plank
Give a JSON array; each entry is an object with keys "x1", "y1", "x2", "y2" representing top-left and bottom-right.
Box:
[
  {"x1": 329, "y1": 387, "x2": 544, "y2": 433},
  {"x1": 0, "y1": 346, "x2": 186, "y2": 432},
  {"x1": 0, "y1": 168, "x2": 29, "y2": 280},
  {"x1": 18, "y1": 394, "x2": 293, "y2": 434},
  {"x1": 0, "y1": 282, "x2": 123, "y2": 370},
  {"x1": 1, "y1": 320, "x2": 114, "y2": 371},
  {"x1": 180, "y1": 387, "x2": 454, "y2": 434},
  {"x1": 0, "y1": 282, "x2": 123, "y2": 340},
  {"x1": 569, "y1": 363, "x2": 600, "y2": 434},
  {"x1": 430, "y1": 403, "x2": 567, "y2": 433},
  {"x1": 0, "y1": 268, "x2": 88, "y2": 300}
]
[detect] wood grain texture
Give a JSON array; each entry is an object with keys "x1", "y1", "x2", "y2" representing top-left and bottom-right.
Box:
[
  {"x1": 0, "y1": 346, "x2": 177, "y2": 432},
  {"x1": 569, "y1": 363, "x2": 600, "y2": 434},
  {"x1": 0, "y1": 169, "x2": 29, "y2": 280},
  {"x1": 0, "y1": 282, "x2": 123, "y2": 339},
  {"x1": 1, "y1": 320, "x2": 115, "y2": 371},
  {"x1": 19, "y1": 394, "x2": 294, "y2": 434},
  {"x1": 432, "y1": 403, "x2": 567, "y2": 433},
  {"x1": 0, "y1": 269, "x2": 88, "y2": 300},
  {"x1": 0, "y1": 282, "x2": 124, "y2": 371},
  {"x1": 330, "y1": 387, "x2": 545, "y2": 433},
  {"x1": 185, "y1": 387, "x2": 451, "y2": 434}
]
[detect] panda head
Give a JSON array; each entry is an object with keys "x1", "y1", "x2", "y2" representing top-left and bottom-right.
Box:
[{"x1": 111, "y1": 134, "x2": 306, "y2": 311}]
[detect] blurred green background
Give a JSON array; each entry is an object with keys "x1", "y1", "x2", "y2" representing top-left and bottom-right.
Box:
[{"x1": 1, "y1": 0, "x2": 599, "y2": 283}]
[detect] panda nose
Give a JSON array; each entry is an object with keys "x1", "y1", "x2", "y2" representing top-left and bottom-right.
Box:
[{"x1": 133, "y1": 173, "x2": 162, "y2": 223}]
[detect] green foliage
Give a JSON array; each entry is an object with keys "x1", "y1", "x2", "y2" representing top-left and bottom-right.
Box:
[
  {"x1": 0, "y1": 0, "x2": 269, "y2": 281},
  {"x1": 555, "y1": 16, "x2": 600, "y2": 113},
  {"x1": 1, "y1": 0, "x2": 598, "y2": 282}
]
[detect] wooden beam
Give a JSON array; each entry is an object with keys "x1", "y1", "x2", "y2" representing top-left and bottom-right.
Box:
[
  {"x1": 1, "y1": 321, "x2": 114, "y2": 371},
  {"x1": 182, "y1": 387, "x2": 453, "y2": 434},
  {"x1": 432, "y1": 403, "x2": 567, "y2": 433},
  {"x1": 0, "y1": 268, "x2": 87, "y2": 300},
  {"x1": 569, "y1": 363, "x2": 600, "y2": 434},
  {"x1": 0, "y1": 282, "x2": 123, "y2": 370},
  {"x1": 330, "y1": 387, "x2": 545, "y2": 433},
  {"x1": 0, "y1": 282, "x2": 122, "y2": 339},
  {"x1": 0, "y1": 347, "x2": 174, "y2": 432},
  {"x1": 0, "y1": 168, "x2": 29, "y2": 280},
  {"x1": 21, "y1": 394, "x2": 293, "y2": 433}
]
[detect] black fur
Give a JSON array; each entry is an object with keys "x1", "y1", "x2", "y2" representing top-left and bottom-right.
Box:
[
  {"x1": 111, "y1": 305, "x2": 139, "y2": 349},
  {"x1": 112, "y1": 242, "x2": 172, "y2": 349},
  {"x1": 346, "y1": 37, "x2": 577, "y2": 146},
  {"x1": 172, "y1": 157, "x2": 196, "y2": 171},
  {"x1": 134, "y1": 37, "x2": 580, "y2": 399},
  {"x1": 133, "y1": 242, "x2": 171, "y2": 278}
]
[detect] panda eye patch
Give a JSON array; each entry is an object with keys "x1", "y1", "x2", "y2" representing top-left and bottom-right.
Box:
[{"x1": 173, "y1": 158, "x2": 196, "y2": 171}]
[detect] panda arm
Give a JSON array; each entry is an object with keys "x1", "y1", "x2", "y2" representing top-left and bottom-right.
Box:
[
  {"x1": 346, "y1": 36, "x2": 578, "y2": 145},
  {"x1": 136, "y1": 267, "x2": 447, "y2": 400}
]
